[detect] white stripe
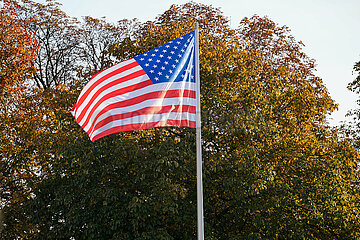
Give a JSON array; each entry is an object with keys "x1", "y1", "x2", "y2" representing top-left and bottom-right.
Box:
[
  {"x1": 77, "y1": 59, "x2": 136, "y2": 99},
  {"x1": 85, "y1": 97, "x2": 196, "y2": 133},
  {"x1": 79, "y1": 81, "x2": 196, "y2": 129},
  {"x1": 75, "y1": 64, "x2": 144, "y2": 117},
  {"x1": 90, "y1": 112, "x2": 196, "y2": 139}
]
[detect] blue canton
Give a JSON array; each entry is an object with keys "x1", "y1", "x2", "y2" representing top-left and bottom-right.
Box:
[{"x1": 134, "y1": 31, "x2": 195, "y2": 84}]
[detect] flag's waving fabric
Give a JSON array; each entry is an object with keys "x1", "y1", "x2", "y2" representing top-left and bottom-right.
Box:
[{"x1": 71, "y1": 32, "x2": 196, "y2": 142}]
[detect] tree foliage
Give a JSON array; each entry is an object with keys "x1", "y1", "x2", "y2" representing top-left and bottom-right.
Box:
[
  {"x1": 0, "y1": 0, "x2": 38, "y2": 89},
  {"x1": 1, "y1": 1, "x2": 360, "y2": 239},
  {"x1": 342, "y1": 61, "x2": 360, "y2": 149},
  {"x1": 14, "y1": 0, "x2": 81, "y2": 89},
  {"x1": 0, "y1": 0, "x2": 39, "y2": 236}
]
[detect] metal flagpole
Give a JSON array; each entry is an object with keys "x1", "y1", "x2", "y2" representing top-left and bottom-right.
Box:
[{"x1": 194, "y1": 22, "x2": 204, "y2": 240}]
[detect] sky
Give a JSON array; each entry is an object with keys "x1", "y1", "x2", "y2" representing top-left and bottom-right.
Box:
[{"x1": 39, "y1": 0, "x2": 360, "y2": 125}]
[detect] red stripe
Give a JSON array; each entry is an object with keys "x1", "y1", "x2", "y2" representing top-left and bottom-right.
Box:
[
  {"x1": 88, "y1": 105, "x2": 196, "y2": 135},
  {"x1": 81, "y1": 89, "x2": 196, "y2": 130},
  {"x1": 76, "y1": 74, "x2": 151, "y2": 124},
  {"x1": 91, "y1": 120, "x2": 196, "y2": 142},
  {"x1": 75, "y1": 61, "x2": 139, "y2": 114}
]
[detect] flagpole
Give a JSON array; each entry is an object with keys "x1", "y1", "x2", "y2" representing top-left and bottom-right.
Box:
[{"x1": 194, "y1": 22, "x2": 204, "y2": 240}]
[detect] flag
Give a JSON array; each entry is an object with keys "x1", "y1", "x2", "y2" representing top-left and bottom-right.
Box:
[{"x1": 71, "y1": 31, "x2": 196, "y2": 142}]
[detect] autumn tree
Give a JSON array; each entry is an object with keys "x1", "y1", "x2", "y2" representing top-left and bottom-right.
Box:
[
  {"x1": 0, "y1": 0, "x2": 79, "y2": 237},
  {"x1": 0, "y1": 0, "x2": 38, "y2": 237},
  {"x1": 9, "y1": 0, "x2": 81, "y2": 89},
  {"x1": 0, "y1": 0, "x2": 37, "y2": 90},
  {"x1": 30, "y1": 0, "x2": 79, "y2": 89},
  {"x1": 344, "y1": 60, "x2": 360, "y2": 147},
  {"x1": 115, "y1": 5, "x2": 359, "y2": 238},
  {"x1": 0, "y1": 0, "x2": 141, "y2": 238},
  {"x1": 342, "y1": 59, "x2": 360, "y2": 225},
  {"x1": 2, "y1": 1, "x2": 360, "y2": 239}
]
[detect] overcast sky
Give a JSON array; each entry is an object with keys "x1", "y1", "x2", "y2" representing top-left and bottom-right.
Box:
[{"x1": 39, "y1": 0, "x2": 360, "y2": 125}]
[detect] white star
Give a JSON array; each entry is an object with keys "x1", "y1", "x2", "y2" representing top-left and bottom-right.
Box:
[
  {"x1": 159, "y1": 54, "x2": 164, "y2": 58},
  {"x1": 156, "y1": 59, "x2": 160, "y2": 63},
  {"x1": 151, "y1": 54, "x2": 156, "y2": 57},
  {"x1": 177, "y1": 41, "x2": 181, "y2": 44},
  {"x1": 140, "y1": 58, "x2": 145, "y2": 61},
  {"x1": 158, "y1": 72, "x2": 162, "y2": 75},
  {"x1": 170, "y1": 51, "x2": 175, "y2": 54},
  {"x1": 155, "y1": 49, "x2": 159, "y2": 52},
  {"x1": 153, "y1": 65, "x2": 157, "y2": 68},
  {"x1": 162, "y1": 50, "x2": 167, "y2": 53},
  {"x1": 161, "y1": 66, "x2": 165, "y2": 70},
  {"x1": 148, "y1": 58, "x2": 153, "y2": 62},
  {"x1": 150, "y1": 70, "x2": 154, "y2": 73},
  {"x1": 164, "y1": 61, "x2": 169, "y2": 65},
  {"x1": 167, "y1": 56, "x2": 172, "y2": 59},
  {"x1": 165, "y1": 45, "x2": 170, "y2": 48},
  {"x1": 175, "y1": 59, "x2": 179, "y2": 63},
  {"x1": 144, "y1": 53, "x2": 148, "y2": 56},
  {"x1": 174, "y1": 46, "x2": 178, "y2": 49},
  {"x1": 169, "y1": 70, "x2": 173, "y2": 74},
  {"x1": 155, "y1": 77, "x2": 159, "y2": 81},
  {"x1": 178, "y1": 54, "x2": 182, "y2": 58},
  {"x1": 181, "y1": 49, "x2": 185, "y2": 52},
  {"x1": 145, "y1": 63, "x2": 149, "y2": 67},
  {"x1": 166, "y1": 75, "x2": 170, "y2": 79},
  {"x1": 172, "y1": 64, "x2": 176, "y2": 68}
]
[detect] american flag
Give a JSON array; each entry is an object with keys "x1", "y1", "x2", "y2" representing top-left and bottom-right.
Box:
[{"x1": 71, "y1": 31, "x2": 197, "y2": 142}]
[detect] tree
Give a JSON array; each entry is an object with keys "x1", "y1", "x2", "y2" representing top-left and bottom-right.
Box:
[
  {"x1": 2, "y1": 1, "x2": 360, "y2": 239},
  {"x1": 0, "y1": 0, "x2": 38, "y2": 90},
  {"x1": 0, "y1": 0, "x2": 39, "y2": 237},
  {"x1": 344, "y1": 60, "x2": 360, "y2": 147},
  {"x1": 77, "y1": 16, "x2": 139, "y2": 81},
  {"x1": 0, "y1": 0, "x2": 144, "y2": 238},
  {"x1": 116, "y1": 5, "x2": 359, "y2": 238},
  {"x1": 11, "y1": 0, "x2": 81, "y2": 89}
]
